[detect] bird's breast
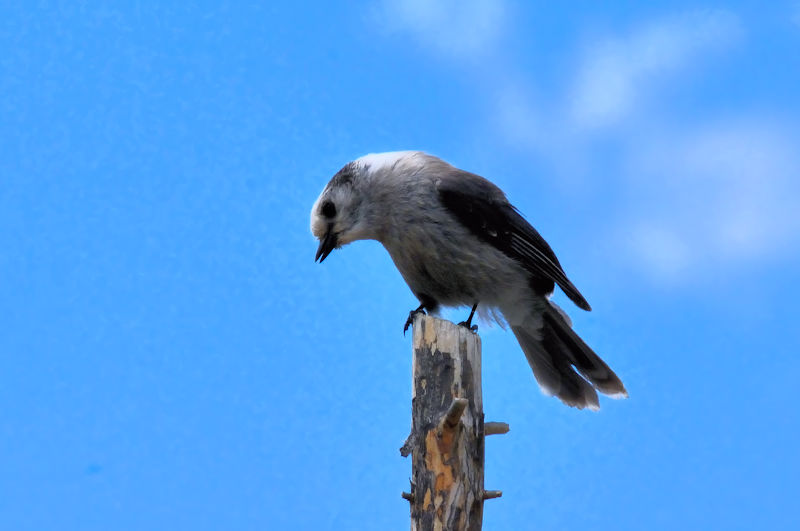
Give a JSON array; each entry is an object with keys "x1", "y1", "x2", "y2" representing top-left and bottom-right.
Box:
[{"x1": 381, "y1": 220, "x2": 528, "y2": 308}]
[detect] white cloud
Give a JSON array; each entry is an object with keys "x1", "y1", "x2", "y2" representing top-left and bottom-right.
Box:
[
  {"x1": 492, "y1": 84, "x2": 544, "y2": 149},
  {"x1": 488, "y1": 10, "x2": 799, "y2": 281},
  {"x1": 625, "y1": 121, "x2": 800, "y2": 277},
  {"x1": 570, "y1": 9, "x2": 742, "y2": 129},
  {"x1": 375, "y1": 4, "x2": 799, "y2": 283},
  {"x1": 377, "y1": 0, "x2": 507, "y2": 58},
  {"x1": 628, "y1": 224, "x2": 692, "y2": 281}
]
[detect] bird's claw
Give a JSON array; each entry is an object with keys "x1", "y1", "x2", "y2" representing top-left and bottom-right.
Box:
[
  {"x1": 457, "y1": 302, "x2": 479, "y2": 333},
  {"x1": 403, "y1": 308, "x2": 426, "y2": 336},
  {"x1": 457, "y1": 321, "x2": 479, "y2": 332}
]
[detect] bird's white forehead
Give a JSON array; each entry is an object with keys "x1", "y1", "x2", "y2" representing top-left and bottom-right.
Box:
[{"x1": 356, "y1": 151, "x2": 421, "y2": 174}]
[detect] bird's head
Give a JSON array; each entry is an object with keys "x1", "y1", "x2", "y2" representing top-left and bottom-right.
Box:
[
  {"x1": 310, "y1": 151, "x2": 423, "y2": 262},
  {"x1": 310, "y1": 161, "x2": 372, "y2": 262}
]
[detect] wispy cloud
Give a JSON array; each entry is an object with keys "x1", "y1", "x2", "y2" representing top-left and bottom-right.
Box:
[
  {"x1": 492, "y1": 83, "x2": 545, "y2": 149},
  {"x1": 488, "y1": 9, "x2": 800, "y2": 281},
  {"x1": 376, "y1": 0, "x2": 507, "y2": 58},
  {"x1": 570, "y1": 9, "x2": 742, "y2": 129},
  {"x1": 624, "y1": 120, "x2": 800, "y2": 280},
  {"x1": 627, "y1": 224, "x2": 692, "y2": 280},
  {"x1": 375, "y1": 4, "x2": 799, "y2": 283}
]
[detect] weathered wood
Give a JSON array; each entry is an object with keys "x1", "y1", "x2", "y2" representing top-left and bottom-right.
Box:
[
  {"x1": 404, "y1": 314, "x2": 486, "y2": 531},
  {"x1": 439, "y1": 398, "x2": 469, "y2": 436},
  {"x1": 484, "y1": 422, "x2": 510, "y2": 436}
]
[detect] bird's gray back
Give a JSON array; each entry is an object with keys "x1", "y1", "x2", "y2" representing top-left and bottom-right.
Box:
[{"x1": 368, "y1": 156, "x2": 531, "y2": 310}]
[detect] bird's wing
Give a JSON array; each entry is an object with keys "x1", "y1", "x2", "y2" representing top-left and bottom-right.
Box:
[{"x1": 436, "y1": 169, "x2": 592, "y2": 311}]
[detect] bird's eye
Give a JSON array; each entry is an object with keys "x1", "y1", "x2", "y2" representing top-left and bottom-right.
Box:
[{"x1": 321, "y1": 200, "x2": 336, "y2": 218}]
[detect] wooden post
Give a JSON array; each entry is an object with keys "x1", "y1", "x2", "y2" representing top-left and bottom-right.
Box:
[{"x1": 400, "y1": 314, "x2": 505, "y2": 530}]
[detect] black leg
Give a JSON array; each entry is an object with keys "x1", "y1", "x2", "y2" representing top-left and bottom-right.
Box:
[
  {"x1": 403, "y1": 303, "x2": 427, "y2": 336},
  {"x1": 458, "y1": 303, "x2": 479, "y2": 332}
]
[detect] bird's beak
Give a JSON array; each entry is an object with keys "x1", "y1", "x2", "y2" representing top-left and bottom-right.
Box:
[{"x1": 315, "y1": 226, "x2": 338, "y2": 263}]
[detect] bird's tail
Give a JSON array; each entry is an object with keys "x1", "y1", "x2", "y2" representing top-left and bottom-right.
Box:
[{"x1": 510, "y1": 302, "x2": 627, "y2": 410}]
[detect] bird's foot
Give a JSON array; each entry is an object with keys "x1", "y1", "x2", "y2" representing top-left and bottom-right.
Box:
[
  {"x1": 457, "y1": 320, "x2": 479, "y2": 332},
  {"x1": 403, "y1": 306, "x2": 427, "y2": 336},
  {"x1": 458, "y1": 302, "x2": 479, "y2": 332}
]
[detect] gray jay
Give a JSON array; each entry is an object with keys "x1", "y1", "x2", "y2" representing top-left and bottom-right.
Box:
[{"x1": 310, "y1": 151, "x2": 626, "y2": 410}]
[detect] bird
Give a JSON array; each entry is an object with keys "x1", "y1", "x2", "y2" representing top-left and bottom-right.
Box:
[{"x1": 310, "y1": 151, "x2": 627, "y2": 410}]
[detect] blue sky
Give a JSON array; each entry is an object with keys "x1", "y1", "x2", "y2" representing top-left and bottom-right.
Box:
[{"x1": 1, "y1": 1, "x2": 799, "y2": 529}]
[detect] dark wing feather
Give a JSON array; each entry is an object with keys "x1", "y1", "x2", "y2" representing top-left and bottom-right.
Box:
[{"x1": 436, "y1": 169, "x2": 592, "y2": 311}]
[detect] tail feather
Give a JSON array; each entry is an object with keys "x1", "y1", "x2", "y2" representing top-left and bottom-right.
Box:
[
  {"x1": 510, "y1": 302, "x2": 627, "y2": 410},
  {"x1": 543, "y1": 309, "x2": 627, "y2": 397},
  {"x1": 512, "y1": 324, "x2": 600, "y2": 410}
]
